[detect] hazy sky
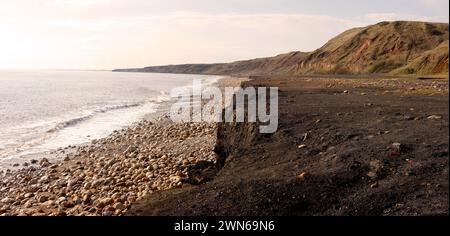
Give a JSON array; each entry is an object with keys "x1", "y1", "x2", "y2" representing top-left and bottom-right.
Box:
[{"x1": 0, "y1": 0, "x2": 448, "y2": 70}]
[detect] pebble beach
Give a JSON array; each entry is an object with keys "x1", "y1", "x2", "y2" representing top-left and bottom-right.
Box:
[
  {"x1": 0, "y1": 77, "x2": 245, "y2": 216},
  {"x1": 0, "y1": 117, "x2": 218, "y2": 216}
]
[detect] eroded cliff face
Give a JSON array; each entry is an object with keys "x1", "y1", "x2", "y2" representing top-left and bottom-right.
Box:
[
  {"x1": 115, "y1": 21, "x2": 449, "y2": 77},
  {"x1": 294, "y1": 21, "x2": 449, "y2": 75},
  {"x1": 392, "y1": 41, "x2": 449, "y2": 75},
  {"x1": 214, "y1": 80, "x2": 264, "y2": 168},
  {"x1": 214, "y1": 121, "x2": 259, "y2": 168}
]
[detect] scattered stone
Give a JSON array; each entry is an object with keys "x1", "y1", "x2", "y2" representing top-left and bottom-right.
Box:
[
  {"x1": 56, "y1": 207, "x2": 66, "y2": 216},
  {"x1": 113, "y1": 202, "x2": 125, "y2": 211},
  {"x1": 38, "y1": 195, "x2": 49, "y2": 203},
  {"x1": 297, "y1": 172, "x2": 309, "y2": 181},
  {"x1": 392, "y1": 143, "x2": 402, "y2": 151},
  {"x1": 302, "y1": 133, "x2": 308, "y2": 141},
  {"x1": 1, "y1": 197, "x2": 14, "y2": 204},
  {"x1": 389, "y1": 150, "x2": 401, "y2": 157},
  {"x1": 427, "y1": 115, "x2": 442, "y2": 120},
  {"x1": 403, "y1": 115, "x2": 414, "y2": 120},
  {"x1": 389, "y1": 143, "x2": 403, "y2": 157},
  {"x1": 368, "y1": 160, "x2": 383, "y2": 179},
  {"x1": 102, "y1": 211, "x2": 113, "y2": 216},
  {"x1": 97, "y1": 198, "x2": 114, "y2": 208},
  {"x1": 39, "y1": 158, "x2": 50, "y2": 167},
  {"x1": 63, "y1": 200, "x2": 75, "y2": 208},
  {"x1": 82, "y1": 192, "x2": 92, "y2": 203},
  {"x1": 0, "y1": 116, "x2": 218, "y2": 216}
]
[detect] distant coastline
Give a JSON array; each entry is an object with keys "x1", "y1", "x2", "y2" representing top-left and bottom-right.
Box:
[{"x1": 114, "y1": 21, "x2": 449, "y2": 78}]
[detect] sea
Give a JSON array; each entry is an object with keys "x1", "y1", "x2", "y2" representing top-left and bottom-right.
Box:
[{"x1": 0, "y1": 70, "x2": 221, "y2": 169}]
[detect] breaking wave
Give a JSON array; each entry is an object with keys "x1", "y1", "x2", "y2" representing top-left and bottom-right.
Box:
[{"x1": 46, "y1": 103, "x2": 143, "y2": 133}]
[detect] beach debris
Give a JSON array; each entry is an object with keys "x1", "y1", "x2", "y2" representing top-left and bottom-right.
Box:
[
  {"x1": 367, "y1": 160, "x2": 383, "y2": 179},
  {"x1": 392, "y1": 142, "x2": 402, "y2": 151},
  {"x1": 389, "y1": 143, "x2": 402, "y2": 157},
  {"x1": 389, "y1": 151, "x2": 401, "y2": 157},
  {"x1": 427, "y1": 115, "x2": 442, "y2": 120},
  {"x1": 406, "y1": 159, "x2": 415, "y2": 167},
  {"x1": 389, "y1": 143, "x2": 403, "y2": 157},
  {"x1": 343, "y1": 90, "x2": 349, "y2": 94},
  {"x1": 298, "y1": 144, "x2": 307, "y2": 149},
  {"x1": 403, "y1": 115, "x2": 414, "y2": 120},
  {"x1": 302, "y1": 133, "x2": 309, "y2": 141},
  {"x1": 378, "y1": 131, "x2": 390, "y2": 135},
  {"x1": 297, "y1": 172, "x2": 309, "y2": 181},
  {"x1": 370, "y1": 183, "x2": 379, "y2": 189}
]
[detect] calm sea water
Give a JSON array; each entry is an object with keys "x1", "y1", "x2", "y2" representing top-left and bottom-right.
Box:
[{"x1": 0, "y1": 70, "x2": 221, "y2": 167}]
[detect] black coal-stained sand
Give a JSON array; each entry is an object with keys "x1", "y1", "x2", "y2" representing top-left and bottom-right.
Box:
[{"x1": 128, "y1": 76, "x2": 449, "y2": 216}]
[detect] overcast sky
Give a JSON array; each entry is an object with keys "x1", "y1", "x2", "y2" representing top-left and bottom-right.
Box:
[{"x1": 0, "y1": 0, "x2": 448, "y2": 70}]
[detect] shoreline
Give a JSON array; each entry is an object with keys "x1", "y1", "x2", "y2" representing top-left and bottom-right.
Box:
[
  {"x1": 0, "y1": 99, "x2": 175, "y2": 172},
  {"x1": 3, "y1": 75, "x2": 446, "y2": 216},
  {"x1": 0, "y1": 75, "x2": 232, "y2": 172},
  {"x1": 0, "y1": 76, "x2": 247, "y2": 216}
]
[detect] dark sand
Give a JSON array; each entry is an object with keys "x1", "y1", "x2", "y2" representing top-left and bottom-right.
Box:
[{"x1": 128, "y1": 76, "x2": 449, "y2": 216}]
